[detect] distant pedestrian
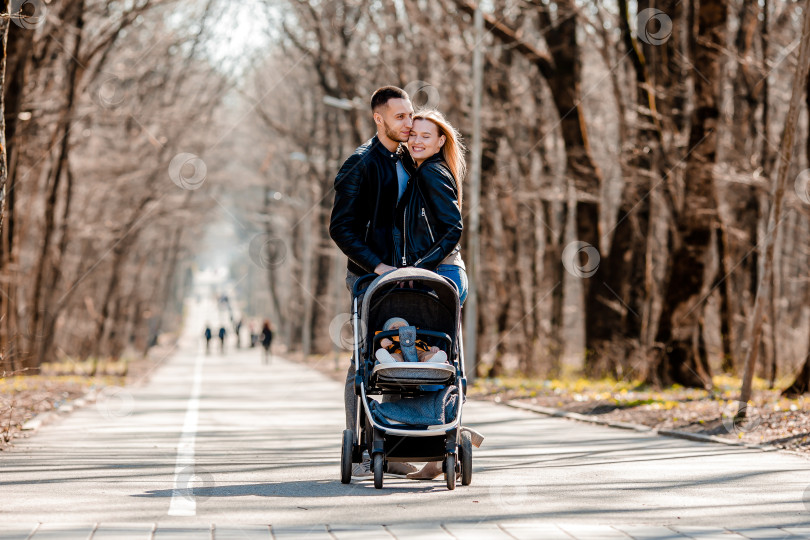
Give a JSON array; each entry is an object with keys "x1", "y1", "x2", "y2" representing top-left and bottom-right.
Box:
[
  {"x1": 261, "y1": 320, "x2": 273, "y2": 364},
  {"x1": 204, "y1": 325, "x2": 212, "y2": 354},
  {"x1": 234, "y1": 318, "x2": 243, "y2": 349},
  {"x1": 249, "y1": 320, "x2": 259, "y2": 348},
  {"x1": 218, "y1": 326, "x2": 226, "y2": 354}
]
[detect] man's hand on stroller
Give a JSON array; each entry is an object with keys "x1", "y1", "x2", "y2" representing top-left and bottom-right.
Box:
[
  {"x1": 371, "y1": 264, "x2": 413, "y2": 288},
  {"x1": 374, "y1": 263, "x2": 397, "y2": 275}
]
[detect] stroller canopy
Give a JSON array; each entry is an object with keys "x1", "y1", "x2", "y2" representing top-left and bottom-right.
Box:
[{"x1": 360, "y1": 268, "x2": 460, "y2": 354}]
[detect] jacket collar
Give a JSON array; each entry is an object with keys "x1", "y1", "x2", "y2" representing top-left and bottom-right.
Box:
[
  {"x1": 371, "y1": 135, "x2": 404, "y2": 161},
  {"x1": 408, "y1": 151, "x2": 444, "y2": 172},
  {"x1": 420, "y1": 152, "x2": 445, "y2": 166}
]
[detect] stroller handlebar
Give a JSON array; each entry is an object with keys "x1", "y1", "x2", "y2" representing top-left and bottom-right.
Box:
[{"x1": 352, "y1": 273, "x2": 379, "y2": 298}]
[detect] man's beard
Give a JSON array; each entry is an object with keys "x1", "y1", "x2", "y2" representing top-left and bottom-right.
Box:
[{"x1": 383, "y1": 120, "x2": 407, "y2": 143}]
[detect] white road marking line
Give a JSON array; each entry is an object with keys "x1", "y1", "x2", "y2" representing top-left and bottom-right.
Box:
[{"x1": 167, "y1": 353, "x2": 205, "y2": 517}]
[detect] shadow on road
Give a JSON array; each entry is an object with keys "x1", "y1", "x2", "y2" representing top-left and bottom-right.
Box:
[{"x1": 136, "y1": 480, "x2": 440, "y2": 498}]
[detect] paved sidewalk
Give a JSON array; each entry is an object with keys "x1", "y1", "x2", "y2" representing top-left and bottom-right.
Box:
[{"x1": 4, "y1": 522, "x2": 810, "y2": 538}]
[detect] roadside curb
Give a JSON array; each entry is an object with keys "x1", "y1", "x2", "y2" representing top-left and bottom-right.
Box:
[
  {"x1": 503, "y1": 399, "x2": 779, "y2": 453},
  {"x1": 20, "y1": 397, "x2": 90, "y2": 432}
]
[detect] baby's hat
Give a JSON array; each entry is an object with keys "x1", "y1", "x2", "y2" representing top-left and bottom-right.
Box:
[{"x1": 382, "y1": 317, "x2": 409, "y2": 331}]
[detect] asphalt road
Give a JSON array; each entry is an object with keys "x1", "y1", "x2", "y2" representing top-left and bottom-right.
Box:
[{"x1": 3, "y1": 301, "x2": 810, "y2": 539}]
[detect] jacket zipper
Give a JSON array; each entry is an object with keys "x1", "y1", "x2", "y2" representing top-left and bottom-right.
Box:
[
  {"x1": 401, "y1": 209, "x2": 408, "y2": 265},
  {"x1": 422, "y1": 207, "x2": 435, "y2": 243},
  {"x1": 414, "y1": 245, "x2": 441, "y2": 267}
]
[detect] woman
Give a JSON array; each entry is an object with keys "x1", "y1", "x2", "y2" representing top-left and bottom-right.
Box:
[
  {"x1": 400, "y1": 110, "x2": 482, "y2": 480},
  {"x1": 399, "y1": 109, "x2": 468, "y2": 305},
  {"x1": 260, "y1": 320, "x2": 273, "y2": 364}
]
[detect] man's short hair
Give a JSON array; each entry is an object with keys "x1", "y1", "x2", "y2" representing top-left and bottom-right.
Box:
[{"x1": 370, "y1": 86, "x2": 409, "y2": 112}]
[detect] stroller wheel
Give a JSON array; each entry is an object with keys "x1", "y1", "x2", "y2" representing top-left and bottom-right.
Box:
[
  {"x1": 460, "y1": 430, "x2": 472, "y2": 486},
  {"x1": 340, "y1": 429, "x2": 353, "y2": 484},
  {"x1": 445, "y1": 454, "x2": 456, "y2": 490},
  {"x1": 373, "y1": 453, "x2": 385, "y2": 489}
]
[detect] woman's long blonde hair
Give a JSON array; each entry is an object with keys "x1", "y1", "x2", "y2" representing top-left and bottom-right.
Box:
[{"x1": 413, "y1": 110, "x2": 466, "y2": 208}]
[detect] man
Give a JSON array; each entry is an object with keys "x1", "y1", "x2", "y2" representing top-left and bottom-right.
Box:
[
  {"x1": 204, "y1": 325, "x2": 212, "y2": 354},
  {"x1": 218, "y1": 326, "x2": 226, "y2": 354},
  {"x1": 329, "y1": 86, "x2": 416, "y2": 478}
]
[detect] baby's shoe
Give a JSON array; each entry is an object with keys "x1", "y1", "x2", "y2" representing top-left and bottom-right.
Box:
[
  {"x1": 428, "y1": 351, "x2": 447, "y2": 364},
  {"x1": 375, "y1": 349, "x2": 397, "y2": 364}
]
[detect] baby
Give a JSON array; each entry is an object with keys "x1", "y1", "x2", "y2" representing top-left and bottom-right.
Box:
[{"x1": 375, "y1": 317, "x2": 448, "y2": 365}]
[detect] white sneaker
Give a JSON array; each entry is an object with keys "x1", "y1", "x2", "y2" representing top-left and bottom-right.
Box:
[
  {"x1": 427, "y1": 351, "x2": 447, "y2": 364},
  {"x1": 352, "y1": 454, "x2": 372, "y2": 478},
  {"x1": 375, "y1": 349, "x2": 397, "y2": 364}
]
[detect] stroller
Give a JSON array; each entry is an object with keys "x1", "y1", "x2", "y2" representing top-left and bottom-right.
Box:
[{"x1": 339, "y1": 268, "x2": 472, "y2": 490}]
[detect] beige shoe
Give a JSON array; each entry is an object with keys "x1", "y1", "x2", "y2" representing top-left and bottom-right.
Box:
[
  {"x1": 406, "y1": 461, "x2": 443, "y2": 480},
  {"x1": 385, "y1": 461, "x2": 417, "y2": 477}
]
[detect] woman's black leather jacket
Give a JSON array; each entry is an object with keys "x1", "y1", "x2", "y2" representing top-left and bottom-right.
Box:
[{"x1": 395, "y1": 153, "x2": 463, "y2": 271}]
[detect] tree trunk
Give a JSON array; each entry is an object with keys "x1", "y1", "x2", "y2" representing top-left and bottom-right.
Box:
[
  {"x1": 150, "y1": 226, "x2": 184, "y2": 351},
  {"x1": 1, "y1": 14, "x2": 34, "y2": 372},
  {"x1": 584, "y1": 0, "x2": 662, "y2": 377},
  {"x1": 0, "y1": 1, "x2": 10, "y2": 371},
  {"x1": 537, "y1": 0, "x2": 602, "y2": 272},
  {"x1": 760, "y1": 0, "x2": 770, "y2": 174},
  {"x1": 716, "y1": 224, "x2": 735, "y2": 373},
  {"x1": 28, "y1": 0, "x2": 85, "y2": 367},
  {"x1": 804, "y1": 69, "x2": 810, "y2": 167},
  {"x1": 651, "y1": 0, "x2": 730, "y2": 388},
  {"x1": 751, "y1": 0, "x2": 810, "y2": 402}
]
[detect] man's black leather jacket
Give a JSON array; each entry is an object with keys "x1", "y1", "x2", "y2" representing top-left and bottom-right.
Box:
[
  {"x1": 394, "y1": 153, "x2": 463, "y2": 271},
  {"x1": 329, "y1": 136, "x2": 403, "y2": 275}
]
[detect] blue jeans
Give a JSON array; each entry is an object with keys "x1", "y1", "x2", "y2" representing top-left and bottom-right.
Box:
[{"x1": 435, "y1": 264, "x2": 468, "y2": 306}]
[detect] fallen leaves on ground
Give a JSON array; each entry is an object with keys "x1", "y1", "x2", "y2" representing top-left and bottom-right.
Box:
[
  {"x1": 0, "y1": 348, "x2": 172, "y2": 450},
  {"x1": 471, "y1": 376, "x2": 810, "y2": 453}
]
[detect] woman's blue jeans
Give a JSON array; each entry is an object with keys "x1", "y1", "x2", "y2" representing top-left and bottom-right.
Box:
[{"x1": 435, "y1": 264, "x2": 468, "y2": 306}]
